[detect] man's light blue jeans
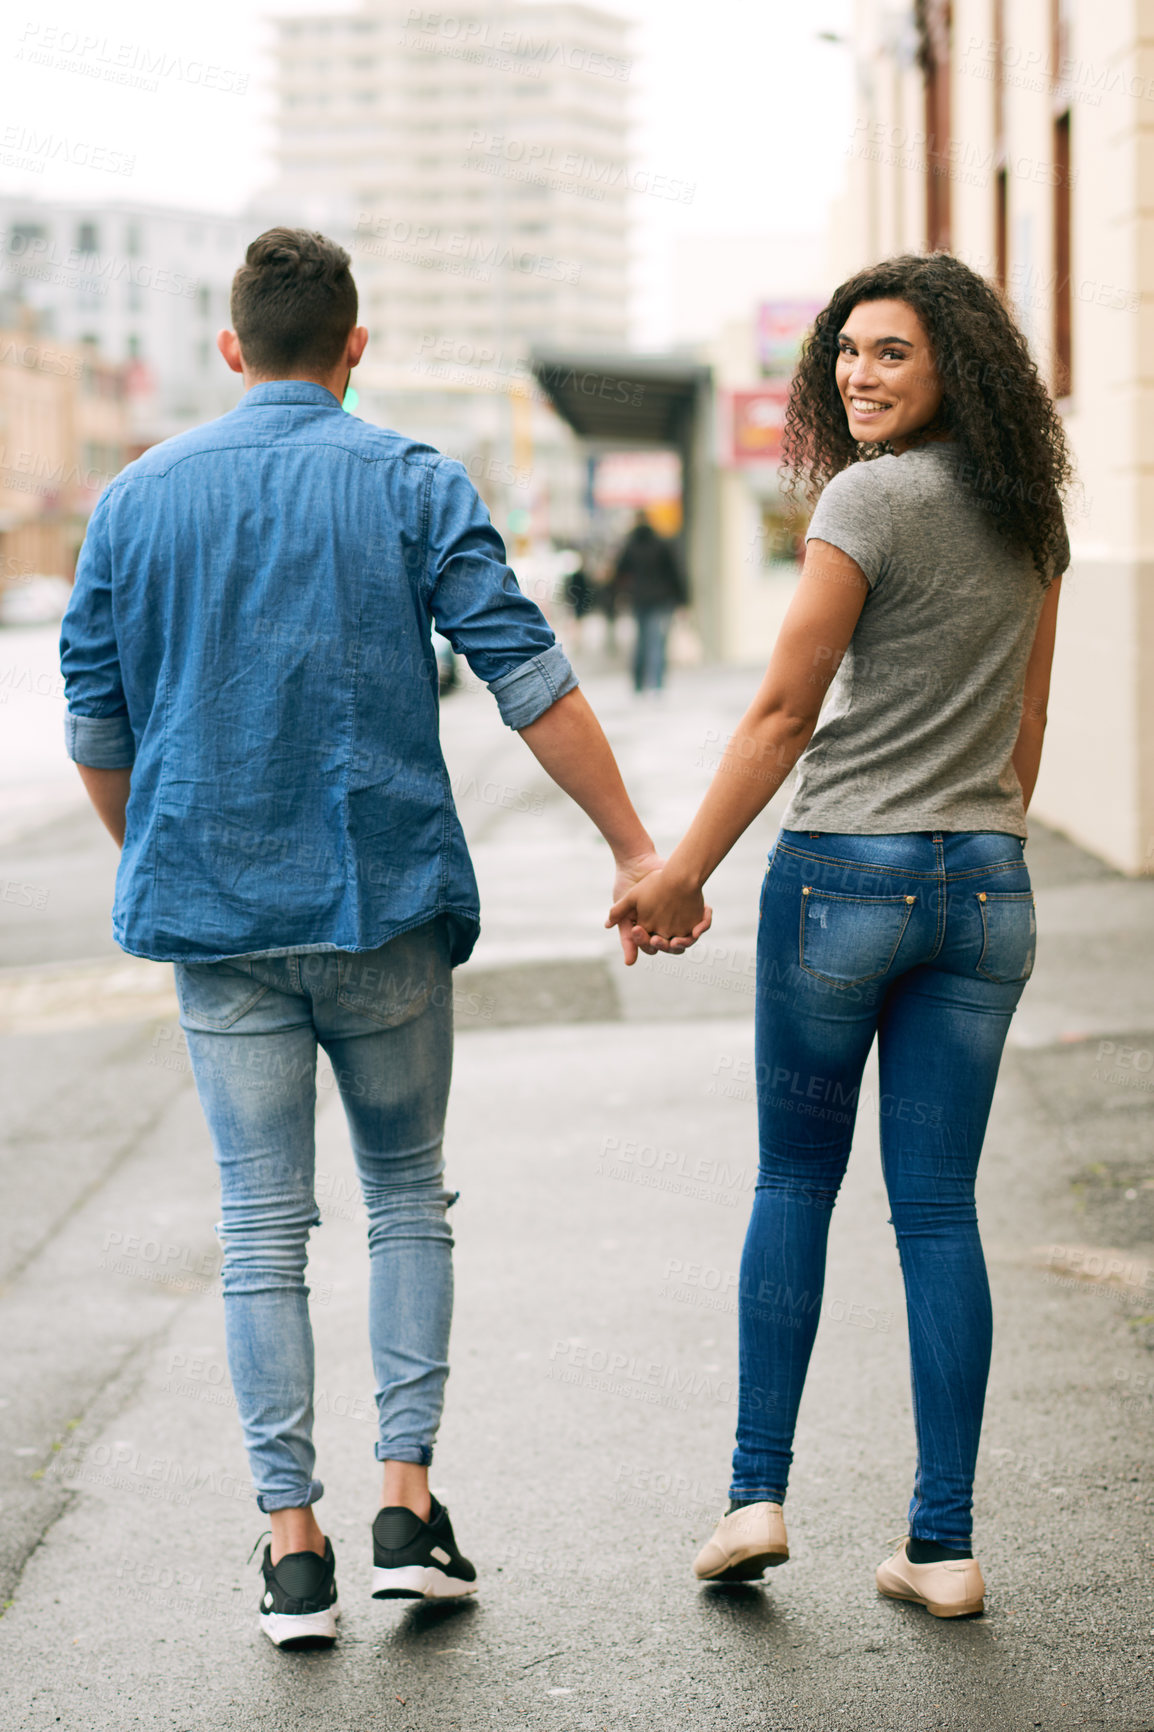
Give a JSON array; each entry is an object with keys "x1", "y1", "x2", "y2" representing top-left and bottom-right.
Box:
[{"x1": 175, "y1": 919, "x2": 456, "y2": 1513}]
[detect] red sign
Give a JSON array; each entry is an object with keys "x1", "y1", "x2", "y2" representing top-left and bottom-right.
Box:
[{"x1": 728, "y1": 388, "x2": 789, "y2": 465}]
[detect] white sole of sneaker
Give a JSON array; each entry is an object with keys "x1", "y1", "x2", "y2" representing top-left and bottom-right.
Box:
[
  {"x1": 372, "y1": 1564, "x2": 477, "y2": 1600},
  {"x1": 259, "y1": 1600, "x2": 340, "y2": 1646}
]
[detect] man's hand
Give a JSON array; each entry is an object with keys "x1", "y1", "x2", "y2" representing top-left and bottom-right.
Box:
[
  {"x1": 610, "y1": 850, "x2": 665, "y2": 965},
  {"x1": 607, "y1": 863, "x2": 712, "y2": 965}
]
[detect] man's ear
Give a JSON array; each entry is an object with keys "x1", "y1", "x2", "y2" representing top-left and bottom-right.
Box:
[
  {"x1": 346, "y1": 326, "x2": 369, "y2": 369},
  {"x1": 217, "y1": 329, "x2": 245, "y2": 375}
]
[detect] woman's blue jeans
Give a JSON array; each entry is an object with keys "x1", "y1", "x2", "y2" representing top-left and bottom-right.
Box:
[
  {"x1": 732, "y1": 831, "x2": 1036, "y2": 1547},
  {"x1": 174, "y1": 919, "x2": 456, "y2": 1513}
]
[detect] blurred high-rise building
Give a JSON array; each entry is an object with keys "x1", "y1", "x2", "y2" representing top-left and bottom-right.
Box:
[
  {"x1": 260, "y1": 1, "x2": 634, "y2": 544},
  {"x1": 265, "y1": 1, "x2": 632, "y2": 364}
]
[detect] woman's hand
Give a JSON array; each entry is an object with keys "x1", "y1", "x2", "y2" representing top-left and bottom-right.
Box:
[{"x1": 606, "y1": 867, "x2": 712, "y2": 963}]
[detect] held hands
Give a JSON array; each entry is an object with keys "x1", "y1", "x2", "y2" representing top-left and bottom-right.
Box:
[{"x1": 606, "y1": 862, "x2": 712, "y2": 966}]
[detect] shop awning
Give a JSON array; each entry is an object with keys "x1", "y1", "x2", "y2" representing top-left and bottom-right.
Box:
[{"x1": 528, "y1": 349, "x2": 711, "y2": 445}]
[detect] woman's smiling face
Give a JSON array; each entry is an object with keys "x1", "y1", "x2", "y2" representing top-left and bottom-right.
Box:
[{"x1": 835, "y1": 297, "x2": 945, "y2": 451}]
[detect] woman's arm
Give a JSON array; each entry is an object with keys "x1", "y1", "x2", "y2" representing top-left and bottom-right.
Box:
[
  {"x1": 1012, "y1": 576, "x2": 1062, "y2": 810},
  {"x1": 608, "y1": 538, "x2": 870, "y2": 945}
]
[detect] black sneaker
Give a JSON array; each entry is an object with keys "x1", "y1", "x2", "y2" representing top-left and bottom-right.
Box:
[
  {"x1": 371, "y1": 1495, "x2": 477, "y2": 1600},
  {"x1": 258, "y1": 1537, "x2": 339, "y2": 1647}
]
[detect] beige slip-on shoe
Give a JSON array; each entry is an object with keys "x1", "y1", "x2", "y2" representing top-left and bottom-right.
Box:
[
  {"x1": 876, "y1": 1539, "x2": 985, "y2": 1618},
  {"x1": 693, "y1": 1502, "x2": 789, "y2": 1582}
]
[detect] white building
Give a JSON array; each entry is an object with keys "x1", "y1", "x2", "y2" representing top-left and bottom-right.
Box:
[
  {"x1": 830, "y1": 0, "x2": 1154, "y2": 877},
  {"x1": 265, "y1": 0, "x2": 631, "y2": 361},
  {"x1": 260, "y1": 0, "x2": 634, "y2": 545},
  {"x1": 0, "y1": 199, "x2": 246, "y2": 449}
]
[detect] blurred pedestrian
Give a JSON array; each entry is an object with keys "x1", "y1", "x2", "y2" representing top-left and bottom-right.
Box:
[
  {"x1": 610, "y1": 510, "x2": 688, "y2": 693},
  {"x1": 560, "y1": 547, "x2": 597, "y2": 649},
  {"x1": 564, "y1": 549, "x2": 596, "y2": 622},
  {"x1": 60, "y1": 227, "x2": 707, "y2": 1651},
  {"x1": 610, "y1": 252, "x2": 1072, "y2": 1621}
]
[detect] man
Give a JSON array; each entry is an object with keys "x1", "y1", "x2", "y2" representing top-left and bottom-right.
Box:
[
  {"x1": 610, "y1": 510, "x2": 688, "y2": 694},
  {"x1": 60, "y1": 229, "x2": 707, "y2": 1648}
]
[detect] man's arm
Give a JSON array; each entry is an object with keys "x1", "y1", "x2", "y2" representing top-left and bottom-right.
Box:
[
  {"x1": 517, "y1": 689, "x2": 710, "y2": 963},
  {"x1": 76, "y1": 765, "x2": 131, "y2": 847},
  {"x1": 60, "y1": 491, "x2": 137, "y2": 840},
  {"x1": 424, "y1": 460, "x2": 708, "y2": 961},
  {"x1": 1012, "y1": 575, "x2": 1061, "y2": 810}
]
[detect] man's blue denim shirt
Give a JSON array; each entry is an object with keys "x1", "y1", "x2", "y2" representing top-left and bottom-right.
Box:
[{"x1": 59, "y1": 381, "x2": 578, "y2": 965}]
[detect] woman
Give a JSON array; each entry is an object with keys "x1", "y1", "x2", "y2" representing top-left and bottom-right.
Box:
[{"x1": 609, "y1": 252, "x2": 1071, "y2": 1618}]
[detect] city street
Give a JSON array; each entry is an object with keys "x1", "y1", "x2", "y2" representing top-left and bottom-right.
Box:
[{"x1": 1, "y1": 625, "x2": 1153, "y2": 1731}]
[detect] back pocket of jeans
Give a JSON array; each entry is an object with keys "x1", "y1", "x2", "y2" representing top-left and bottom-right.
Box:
[
  {"x1": 174, "y1": 961, "x2": 268, "y2": 1031},
  {"x1": 975, "y1": 891, "x2": 1036, "y2": 983},
  {"x1": 336, "y1": 923, "x2": 448, "y2": 1028},
  {"x1": 798, "y1": 887, "x2": 915, "y2": 988}
]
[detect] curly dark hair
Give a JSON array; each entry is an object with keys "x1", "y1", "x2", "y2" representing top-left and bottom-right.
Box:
[{"x1": 781, "y1": 252, "x2": 1073, "y2": 582}]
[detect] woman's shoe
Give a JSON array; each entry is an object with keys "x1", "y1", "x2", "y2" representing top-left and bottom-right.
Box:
[
  {"x1": 693, "y1": 1502, "x2": 789, "y2": 1581},
  {"x1": 876, "y1": 1539, "x2": 985, "y2": 1617}
]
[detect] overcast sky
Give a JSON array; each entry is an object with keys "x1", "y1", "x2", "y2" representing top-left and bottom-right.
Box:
[{"x1": 0, "y1": 0, "x2": 854, "y2": 344}]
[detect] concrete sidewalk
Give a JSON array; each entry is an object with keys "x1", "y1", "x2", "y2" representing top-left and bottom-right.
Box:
[{"x1": 1, "y1": 652, "x2": 1152, "y2": 1731}]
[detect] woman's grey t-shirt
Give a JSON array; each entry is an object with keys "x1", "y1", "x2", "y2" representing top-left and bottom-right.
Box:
[{"x1": 781, "y1": 442, "x2": 1060, "y2": 838}]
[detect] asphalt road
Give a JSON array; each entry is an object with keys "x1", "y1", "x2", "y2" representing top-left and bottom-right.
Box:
[{"x1": 1, "y1": 641, "x2": 1152, "y2": 1732}]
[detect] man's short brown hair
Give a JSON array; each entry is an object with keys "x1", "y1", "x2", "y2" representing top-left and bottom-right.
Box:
[{"x1": 230, "y1": 228, "x2": 358, "y2": 377}]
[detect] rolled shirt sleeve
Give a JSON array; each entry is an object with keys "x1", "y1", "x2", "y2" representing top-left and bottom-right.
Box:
[
  {"x1": 59, "y1": 491, "x2": 136, "y2": 768},
  {"x1": 487, "y1": 641, "x2": 579, "y2": 729},
  {"x1": 425, "y1": 459, "x2": 578, "y2": 728}
]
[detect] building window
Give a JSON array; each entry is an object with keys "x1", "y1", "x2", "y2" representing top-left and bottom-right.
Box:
[
  {"x1": 124, "y1": 223, "x2": 141, "y2": 257},
  {"x1": 197, "y1": 284, "x2": 211, "y2": 317},
  {"x1": 9, "y1": 222, "x2": 46, "y2": 255},
  {"x1": 1052, "y1": 0, "x2": 1072, "y2": 394},
  {"x1": 994, "y1": 170, "x2": 1008, "y2": 293},
  {"x1": 76, "y1": 221, "x2": 99, "y2": 254},
  {"x1": 916, "y1": 0, "x2": 952, "y2": 251},
  {"x1": 992, "y1": 0, "x2": 1007, "y2": 290},
  {"x1": 127, "y1": 334, "x2": 141, "y2": 360},
  {"x1": 1053, "y1": 110, "x2": 1072, "y2": 394}
]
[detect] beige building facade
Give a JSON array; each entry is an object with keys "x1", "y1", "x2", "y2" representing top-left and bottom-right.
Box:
[
  {"x1": 0, "y1": 329, "x2": 128, "y2": 589},
  {"x1": 832, "y1": 0, "x2": 1154, "y2": 874}
]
